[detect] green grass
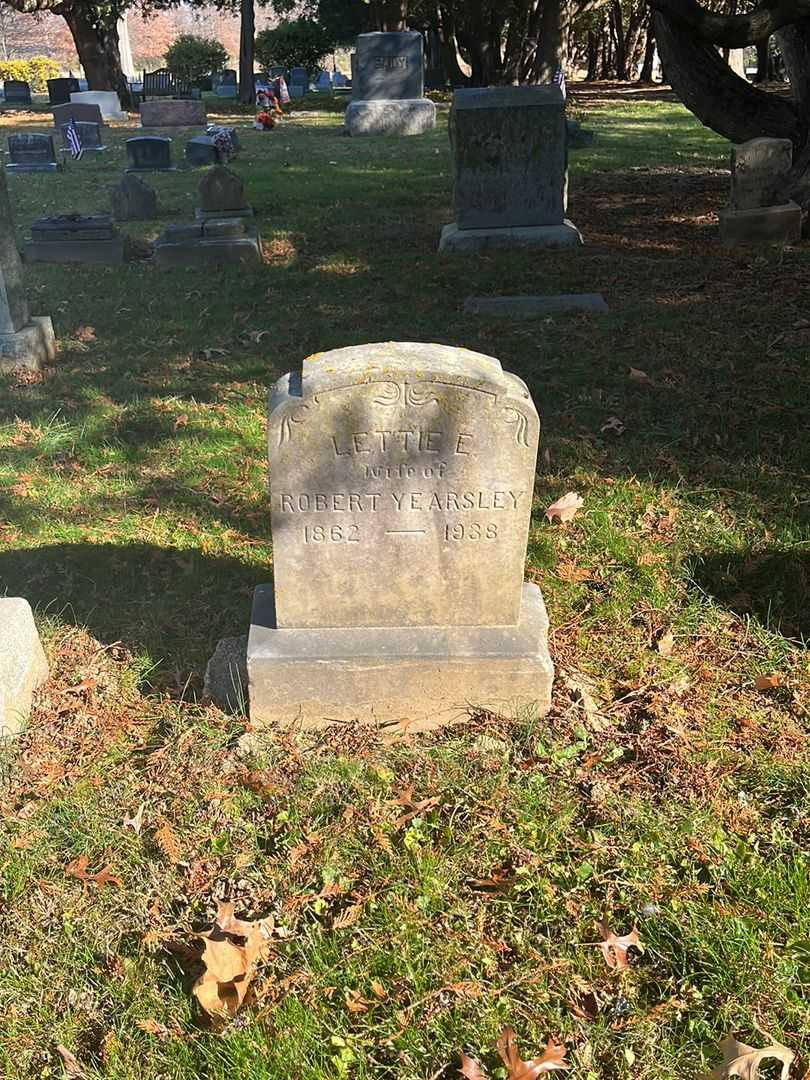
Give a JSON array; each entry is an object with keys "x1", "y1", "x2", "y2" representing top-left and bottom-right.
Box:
[{"x1": 1, "y1": 93, "x2": 810, "y2": 1079}]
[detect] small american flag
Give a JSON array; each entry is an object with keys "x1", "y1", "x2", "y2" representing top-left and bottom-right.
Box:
[
  {"x1": 65, "y1": 118, "x2": 83, "y2": 160},
  {"x1": 553, "y1": 68, "x2": 566, "y2": 100}
]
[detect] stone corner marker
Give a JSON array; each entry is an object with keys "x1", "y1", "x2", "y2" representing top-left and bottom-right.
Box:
[
  {"x1": 440, "y1": 84, "x2": 582, "y2": 253},
  {"x1": 0, "y1": 598, "x2": 49, "y2": 738},
  {"x1": 0, "y1": 164, "x2": 56, "y2": 372},
  {"x1": 246, "y1": 341, "x2": 553, "y2": 733}
]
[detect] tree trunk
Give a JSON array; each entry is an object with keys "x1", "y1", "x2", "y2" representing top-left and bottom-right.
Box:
[
  {"x1": 438, "y1": 7, "x2": 470, "y2": 85},
  {"x1": 533, "y1": 0, "x2": 570, "y2": 81},
  {"x1": 381, "y1": 0, "x2": 407, "y2": 30},
  {"x1": 238, "y1": 0, "x2": 255, "y2": 104},
  {"x1": 755, "y1": 38, "x2": 769, "y2": 80},
  {"x1": 639, "y1": 18, "x2": 657, "y2": 79},
  {"x1": 613, "y1": 0, "x2": 628, "y2": 77},
  {"x1": 60, "y1": 3, "x2": 132, "y2": 110},
  {"x1": 587, "y1": 28, "x2": 600, "y2": 78}
]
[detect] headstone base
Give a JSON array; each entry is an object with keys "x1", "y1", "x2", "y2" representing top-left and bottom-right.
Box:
[
  {"x1": 719, "y1": 201, "x2": 802, "y2": 247},
  {"x1": 154, "y1": 223, "x2": 262, "y2": 267},
  {"x1": 345, "y1": 99, "x2": 436, "y2": 136},
  {"x1": 6, "y1": 163, "x2": 61, "y2": 174},
  {"x1": 0, "y1": 315, "x2": 56, "y2": 372},
  {"x1": 195, "y1": 206, "x2": 254, "y2": 221},
  {"x1": 246, "y1": 581, "x2": 553, "y2": 734},
  {"x1": 465, "y1": 293, "x2": 608, "y2": 317},
  {"x1": 24, "y1": 237, "x2": 125, "y2": 265},
  {"x1": 440, "y1": 220, "x2": 583, "y2": 253},
  {"x1": 0, "y1": 598, "x2": 49, "y2": 738}
]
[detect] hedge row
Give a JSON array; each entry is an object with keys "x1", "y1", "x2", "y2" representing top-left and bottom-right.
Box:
[{"x1": 0, "y1": 58, "x2": 62, "y2": 93}]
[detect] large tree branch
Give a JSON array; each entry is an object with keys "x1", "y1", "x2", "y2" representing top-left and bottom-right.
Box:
[
  {"x1": 0, "y1": 0, "x2": 64, "y2": 12},
  {"x1": 653, "y1": 8, "x2": 804, "y2": 142},
  {"x1": 649, "y1": 0, "x2": 810, "y2": 46}
]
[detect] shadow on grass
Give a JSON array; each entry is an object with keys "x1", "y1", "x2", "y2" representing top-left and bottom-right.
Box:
[
  {"x1": 0, "y1": 542, "x2": 267, "y2": 681},
  {"x1": 690, "y1": 547, "x2": 810, "y2": 641}
]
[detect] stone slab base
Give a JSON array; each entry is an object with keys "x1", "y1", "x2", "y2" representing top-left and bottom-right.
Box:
[
  {"x1": 719, "y1": 201, "x2": 802, "y2": 247},
  {"x1": 440, "y1": 220, "x2": 583, "y2": 253},
  {"x1": 247, "y1": 581, "x2": 553, "y2": 734},
  {"x1": 345, "y1": 98, "x2": 436, "y2": 136},
  {"x1": 465, "y1": 293, "x2": 608, "y2": 317},
  {"x1": 0, "y1": 597, "x2": 48, "y2": 737},
  {"x1": 140, "y1": 100, "x2": 207, "y2": 127},
  {"x1": 195, "y1": 206, "x2": 255, "y2": 221},
  {"x1": 0, "y1": 316, "x2": 56, "y2": 372},
  {"x1": 24, "y1": 237, "x2": 125, "y2": 265},
  {"x1": 154, "y1": 234, "x2": 262, "y2": 268},
  {"x1": 7, "y1": 164, "x2": 60, "y2": 174}
]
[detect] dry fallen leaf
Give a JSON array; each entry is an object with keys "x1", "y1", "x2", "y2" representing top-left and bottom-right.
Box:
[
  {"x1": 460, "y1": 1051, "x2": 488, "y2": 1079},
  {"x1": 192, "y1": 900, "x2": 273, "y2": 1018},
  {"x1": 65, "y1": 854, "x2": 122, "y2": 891},
  {"x1": 704, "y1": 1034, "x2": 795, "y2": 1079},
  {"x1": 344, "y1": 988, "x2": 372, "y2": 1014},
  {"x1": 755, "y1": 673, "x2": 783, "y2": 691},
  {"x1": 597, "y1": 918, "x2": 643, "y2": 972},
  {"x1": 657, "y1": 631, "x2": 675, "y2": 657},
  {"x1": 332, "y1": 904, "x2": 363, "y2": 930},
  {"x1": 497, "y1": 1028, "x2": 569, "y2": 1077},
  {"x1": 135, "y1": 1018, "x2": 181, "y2": 1039},
  {"x1": 629, "y1": 366, "x2": 654, "y2": 386},
  {"x1": 56, "y1": 1044, "x2": 87, "y2": 1079},
  {"x1": 545, "y1": 492, "x2": 584, "y2": 525},
  {"x1": 74, "y1": 325, "x2": 96, "y2": 343},
  {"x1": 124, "y1": 803, "x2": 145, "y2": 835},
  {"x1": 155, "y1": 822, "x2": 182, "y2": 864},
  {"x1": 600, "y1": 415, "x2": 626, "y2": 436}
]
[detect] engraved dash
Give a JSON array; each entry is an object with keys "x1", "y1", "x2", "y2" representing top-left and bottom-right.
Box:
[{"x1": 387, "y1": 529, "x2": 426, "y2": 535}]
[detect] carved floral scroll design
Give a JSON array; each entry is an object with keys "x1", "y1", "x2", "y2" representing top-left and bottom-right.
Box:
[
  {"x1": 278, "y1": 396, "x2": 320, "y2": 445},
  {"x1": 373, "y1": 381, "x2": 438, "y2": 408},
  {"x1": 503, "y1": 406, "x2": 530, "y2": 447}
]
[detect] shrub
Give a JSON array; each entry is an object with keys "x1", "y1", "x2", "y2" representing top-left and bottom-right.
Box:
[
  {"x1": 0, "y1": 57, "x2": 60, "y2": 92},
  {"x1": 165, "y1": 34, "x2": 228, "y2": 85},
  {"x1": 254, "y1": 21, "x2": 336, "y2": 75}
]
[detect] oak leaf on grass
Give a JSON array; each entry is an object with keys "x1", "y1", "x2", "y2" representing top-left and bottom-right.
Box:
[
  {"x1": 704, "y1": 1035, "x2": 794, "y2": 1079},
  {"x1": 459, "y1": 1029, "x2": 568, "y2": 1079},
  {"x1": 65, "y1": 854, "x2": 122, "y2": 891},
  {"x1": 545, "y1": 492, "x2": 584, "y2": 525},
  {"x1": 755, "y1": 673, "x2": 783, "y2": 691},
  {"x1": 597, "y1": 918, "x2": 643, "y2": 971},
  {"x1": 192, "y1": 901, "x2": 273, "y2": 1019}
]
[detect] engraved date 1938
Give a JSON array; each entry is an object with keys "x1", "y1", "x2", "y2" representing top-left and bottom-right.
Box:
[{"x1": 444, "y1": 522, "x2": 498, "y2": 541}]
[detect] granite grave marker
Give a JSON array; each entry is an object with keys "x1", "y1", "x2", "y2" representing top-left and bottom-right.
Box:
[
  {"x1": 196, "y1": 163, "x2": 253, "y2": 220},
  {"x1": 126, "y1": 135, "x2": 174, "y2": 171},
  {"x1": 7, "y1": 133, "x2": 59, "y2": 173},
  {"x1": 47, "y1": 77, "x2": 80, "y2": 106},
  {"x1": 111, "y1": 172, "x2": 158, "y2": 220},
  {"x1": 4, "y1": 80, "x2": 31, "y2": 105},
  {"x1": 345, "y1": 32, "x2": 435, "y2": 135}
]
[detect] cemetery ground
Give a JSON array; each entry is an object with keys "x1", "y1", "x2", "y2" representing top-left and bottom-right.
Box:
[{"x1": 1, "y1": 91, "x2": 810, "y2": 1079}]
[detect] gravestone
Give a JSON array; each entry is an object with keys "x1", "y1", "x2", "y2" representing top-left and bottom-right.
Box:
[
  {"x1": 24, "y1": 214, "x2": 125, "y2": 265},
  {"x1": 4, "y1": 80, "x2": 32, "y2": 105},
  {"x1": 6, "y1": 133, "x2": 59, "y2": 173},
  {"x1": 0, "y1": 598, "x2": 49, "y2": 738},
  {"x1": 720, "y1": 137, "x2": 802, "y2": 246},
  {"x1": 314, "y1": 70, "x2": 333, "y2": 91},
  {"x1": 288, "y1": 67, "x2": 308, "y2": 99},
  {"x1": 53, "y1": 101, "x2": 104, "y2": 129},
  {"x1": 186, "y1": 135, "x2": 220, "y2": 166},
  {"x1": 196, "y1": 163, "x2": 253, "y2": 220},
  {"x1": 59, "y1": 121, "x2": 105, "y2": 152},
  {"x1": 245, "y1": 341, "x2": 553, "y2": 731},
  {"x1": 111, "y1": 172, "x2": 158, "y2": 220},
  {"x1": 0, "y1": 163, "x2": 55, "y2": 371},
  {"x1": 154, "y1": 217, "x2": 262, "y2": 267},
  {"x1": 126, "y1": 135, "x2": 174, "y2": 172},
  {"x1": 269, "y1": 66, "x2": 287, "y2": 79},
  {"x1": 345, "y1": 32, "x2": 435, "y2": 136},
  {"x1": 440, "y1": 85, "x2": 582, "y2": 252},
  {"x1": 465, "y1": 294, "x2": 608, "y2": 317},
  {"x1": 140, "y1": 99, "x2": 207, "y2": 127},
  {"x1": 47, "y1": 76, "x2": 80, "y2": 106},
  {"x1": 206, "y1": 124, "x2": 239, "y2": 158},
  {"x1": 70, "y1": 89, "x2": 126, "y2": 120},
  {"x1": 215, "y1": 68, "x2": 238, "y2": 98}
]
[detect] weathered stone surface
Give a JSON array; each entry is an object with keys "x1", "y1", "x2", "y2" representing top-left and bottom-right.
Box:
[
  {"x1": 353, "y1": 32, "x2": 424, "y2": 100},
  {"x1": 345, "y1": 99, "x2": 436, "y2": 136},
  {"x1": 24, "y1": 237, "x2": 125, "y2": 265},
  {"x1": 199, "y1": 164, "x2": 246, "y2": 212},
  {"x1": 729, "y1": 137, "x2": 793, "y2": 210},
  {"x1": 126, "y1": 136, "x2": 174, "y2": 173},
  {"x1": 7, "y1": 133, "x2": 59, "y2": 173},
  {"x1": 0, "y1": 598, "x2": 48, "y2": 737},
  {"x1": 53, "y1": 101, "x2": 104, "y2": 129},
  {"x1": 248, "y1": 582, "x2": 553, "y2": 731},
  {"x1": 48, "y1": 77, "x2": 79, "y2": 106},
  {"x1": 267, "y1": 341, "x2": 539, "y2": 629},
  {"x1": 185, "y1": 136, "x2": 220, "y2": 167},
  {"x1": 111, "y1": 173, "x2": 158, "y2": 221},
  {"x1": 204, "y1": 635, "x2": 248, "y2": 713},
  {"x1": 719, "y1": 201, "x2": 802, "y2": 247},
  {"x1": 439, "y1": 221, "x2": 583, "y2": 253},
  {"x1": 70, "y1": 90, "x2": 126, "y2": 121},
  {"x1": 4, "y1": 79, "x2": 31, "y2": 105},
  {"x1": 59, "y1": 121, "x2": 105, "y2": 152},
  {"x1": 140, "y1": 99, "x2": 206, "y2": 127},
  {"x1": 0, "y1": 316, "x2": 56, "y2": 372},
  {"x1": 464, "y1": 293, "x2": 608, "y2": 317},
  {"x1": 154, "y1": 221, "x2": 262, "y2": 267},
  {"x1": 450, "y1": 86, "x2": 568, "y2": 230}
]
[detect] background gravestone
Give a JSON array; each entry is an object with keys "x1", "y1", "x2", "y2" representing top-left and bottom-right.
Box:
[
  {"x1": 719, "y1": 137, "x2": 802, "y2": 246},
  {"x1": 126, "y1": 136, "x2": 174, "y2": 172},
  {"x1": 0, "y1": 163, "x2": 55, "y2": 371},
  {"x1": 288, "y1": 67, "x2": 308, "y2": 99},
  {"x1": 59, "y1": 121, "x2": 105, "y2": 152},
  {"x1": 53, "y1": 101, "x2": 104, "y2": 129},
  {"x1": 6, "y1": 133, "x2": 59, "y2": 173},
  {"x1": 4, "y1": 80, "x2": 32, "y2": 105},
  {"x1": 186, "y1": 136, "x2": 220, "y2": 167},
  {"x1": 70, "y1": 89, "x2": 126, "y2": 121},
  {"x1": 196, "y1": 164, "x2": 252, "y2": 220},
  {"x1": 47, "y1": 77, "x2": 80, "y2": 106},
  {"x1": 245, "y1": 341, "x2": 553, "y2": 731},
  {"x1": 440, "y1": 85, "x2": 583, "y2": 252},
  {"x1": 345, "y1": 32, "x2": 435, "y2": 136},
  {"x1": 111, "y1": 172, "x2": 157, "y2": 220}
]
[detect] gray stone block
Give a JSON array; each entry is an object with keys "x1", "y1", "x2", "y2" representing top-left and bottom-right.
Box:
[
  {"x1": 0, "y1": 598, "x2": 48, "y2": 737},
  {"x1": 465, "y1": 293, "x2": 607, "y2": 317},
  {"x1": 24, "y1": 237, "x2": 125, "y2": 265},
  {"x1": 247, "y1": 582, "x2": 552, "y2": 733},
  {"x1": 719, "y1": 201, "x2": 802, "y2": 247},
  {"x1": 204, "y1": 635, "x2": 248, "y2": 713},
  {"x1": 0, "y1": 316, "x2": 56, "y2": 372},
  {"x1": 439, "y1": 221, "x2": 583, "y2": 253},
  {"x1": 154, "y1": 232, "x2": 262, "y2": 268},
  {"x1": 140, "y1": 99, "x2": 206, "y2": 127},
  {"x1": 353, "y1": 31, "x2": 425, "y2": 100},
  {"x1": 111, "y1": 173, "x2": 157, "y2": 221},
  {"x1": 730, "y1": 137, "x2": 793, "y2": 210},
  {"x1": 195, "y1": 207, "x2": 254, "y2": 222},
  {"x1": 345, "y1": 98, "x2": 436, "y2": 136}
]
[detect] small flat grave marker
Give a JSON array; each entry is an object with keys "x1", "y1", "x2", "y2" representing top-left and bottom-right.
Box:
[
  {"x1": 126, "y1": 135, "x2": 174, "y2": 172},
  {"x1": 7, "y1": 133, "x2": 59, "y2": 173}
]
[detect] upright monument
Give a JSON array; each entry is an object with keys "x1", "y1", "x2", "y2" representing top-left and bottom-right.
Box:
[
  {"x1": 247, "y1": 341, "x2": 553, "y2": 732},
  {"x1": 345, "y1": 32, "x2": 436, "y2": 137},
  {"x1": 0, "y1": 164, "x2": 56, "y2": 372}
]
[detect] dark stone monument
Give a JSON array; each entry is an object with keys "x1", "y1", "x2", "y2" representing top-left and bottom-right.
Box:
[
  {"x1": 47, "y1": 77, "x2": 80, "y2": 106},
  {"x1": 186, "y1": 136, "x2": 221, "y2": 167},
  {"x1": 126, "y1": 136, "x2": 174, "y2": 172},
  {"x1": 154, "y1": 217, "x2": 261, "y2": 267},
  {"x1": 215, "y1": 69, "x2": 238, "y2": 98},
  {"x1": 60, "y1": 121, "x2": 105, "y2": 152},
  {"x1": 196, "y1": 164, "x2": 252, "y2": 220},
  {"x1": 53, "y1": 101, "x2": 104, "y2": 129},
  {"x1": 24, "y1": 213, "x2": 125, "y2": 264},
  {"x1": 7, "y1": 134, "x2": 59, "y2": 173},
  {"x1": 4, "y1": 80, "x2": 32, "y2": 106},
  {"x1": 345, "y1": 32, "x2": 435, "y2": 135},
  {"x1": 288, "y1": 67, "x2": 308, "y2": 99},
  {"x1": 111, "y1": 173, "x2": 158, "y2": 220}
]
